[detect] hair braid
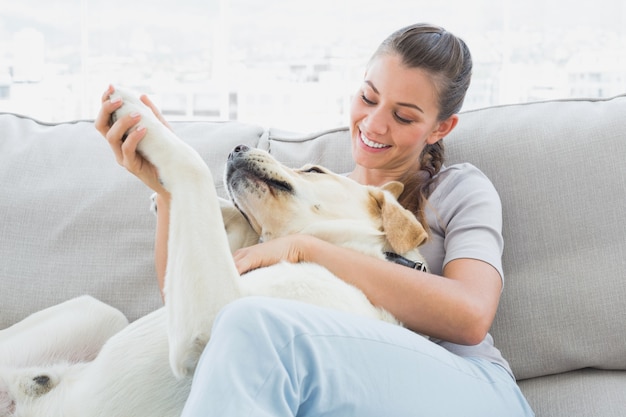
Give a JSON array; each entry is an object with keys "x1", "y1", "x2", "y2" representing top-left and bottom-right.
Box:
[{"x1": 397, "y1": 141, "x2": 445, "y2": 228}]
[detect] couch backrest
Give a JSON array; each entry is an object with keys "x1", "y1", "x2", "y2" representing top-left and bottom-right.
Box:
[{"x1": 2, "y1": 95, "x2": 625, "y2": 382}]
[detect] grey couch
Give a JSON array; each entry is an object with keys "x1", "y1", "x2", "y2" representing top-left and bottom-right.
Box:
[{"x1": 1, "y1": 95, "x2": 625, "y2": 416}]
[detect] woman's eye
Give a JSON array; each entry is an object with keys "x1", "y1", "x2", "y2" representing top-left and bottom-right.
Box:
[
  {"x1": 361, "y1": 94, "x2": 375, "y2": 105},
  {"x1": 394, "y1": 113, "x2": 413, "y2": 124}
]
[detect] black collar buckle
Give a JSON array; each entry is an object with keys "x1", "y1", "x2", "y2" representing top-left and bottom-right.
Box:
[{"x1": 384, "y1": 252, "x2": 427, "y2": 272}]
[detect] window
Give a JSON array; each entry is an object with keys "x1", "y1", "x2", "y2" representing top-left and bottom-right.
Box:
[{"x1": 1, "y1": 0, "x2": 624, "y2": 130}]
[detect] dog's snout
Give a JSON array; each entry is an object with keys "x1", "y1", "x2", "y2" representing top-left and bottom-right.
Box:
[{"x1": 229, "y1": 144, "x2": 250, "y2": 160}]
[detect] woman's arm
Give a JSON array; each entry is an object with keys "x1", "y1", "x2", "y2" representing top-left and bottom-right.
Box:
[
  {"x1": 310, "y1": 242, "x2": 502, "y2": 345},
  {"x1": 233, "y1": 235, "x2": 502, "y2": 345},
  {"x1": 95, "y1": 85, "x2": 172, "y2": 300}
]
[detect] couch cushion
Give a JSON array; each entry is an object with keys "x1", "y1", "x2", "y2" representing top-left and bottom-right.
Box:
[
  {"x1": 518, "y1": 369, "x2": 626, "y2": 417},
  {"x1": 0, "y1": 114, "x2": 263, "y2": 329},
  {"x1": 260, "y1": 127, "x2": 354, "y2": 173},
  {"x1": 444, "y1": 96, "x2": 626, "y2": 380}
]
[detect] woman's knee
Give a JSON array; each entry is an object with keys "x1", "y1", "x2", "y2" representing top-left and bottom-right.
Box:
[{"x1": 211, "y1": 297, "x2": 293, "y2": 342}]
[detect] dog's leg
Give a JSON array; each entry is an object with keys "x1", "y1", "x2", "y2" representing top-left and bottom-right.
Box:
[
  {"x1": 0, "y1": 296, "x2": 128, "y2": 369},
  {"x1": 110, "y1": 89, "x2": 242, "y2": 378}
]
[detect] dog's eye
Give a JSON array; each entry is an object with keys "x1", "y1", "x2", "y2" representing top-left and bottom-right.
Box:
[{"x1": 302, "y1": 166, "x2": 325, "y2": 174}]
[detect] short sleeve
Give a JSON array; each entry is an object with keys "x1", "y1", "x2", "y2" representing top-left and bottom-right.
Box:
[{"x1": 419, "y1": 163, "x2": 504, "y2": 283}]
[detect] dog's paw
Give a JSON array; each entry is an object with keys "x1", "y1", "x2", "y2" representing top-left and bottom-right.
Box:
[
  {"x1": 108, "y1": 87, "x2": 209, "y2": 189},
  {"x1": 24, "y1": 374, "x2": 55, "y2": 397},
  {"x1": 108, "y1": 88, "x2": 162, "y2": 136}
]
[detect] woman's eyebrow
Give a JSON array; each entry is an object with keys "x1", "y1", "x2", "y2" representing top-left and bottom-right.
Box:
[{"x1": 364, "y1": 80, "x2": 424, "y2": 114}]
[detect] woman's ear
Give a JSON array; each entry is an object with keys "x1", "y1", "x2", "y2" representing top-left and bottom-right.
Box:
[{"x1": 427, "y1": 114, "x2": 459, "y2": 144}]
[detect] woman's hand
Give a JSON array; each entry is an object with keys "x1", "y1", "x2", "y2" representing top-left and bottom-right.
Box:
[
  {"x1": 233, "y1": 235, "x2": 315, "y2": 275},
  {"x1": 94, "y1": 85, "x2": 170, "y2": 196}
]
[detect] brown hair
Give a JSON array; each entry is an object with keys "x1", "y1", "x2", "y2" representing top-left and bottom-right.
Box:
[{"x1": 370, "y1": 23, "x2": 472, "y2": 226}]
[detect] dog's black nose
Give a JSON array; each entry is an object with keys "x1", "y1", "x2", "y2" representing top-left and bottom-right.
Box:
[{"x1": 229, "y1": 144, "x2": 250, "y2": 160}]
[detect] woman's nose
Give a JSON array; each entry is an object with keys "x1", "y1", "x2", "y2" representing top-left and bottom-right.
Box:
[{"x1": 363, "y1": 107, "x2": 388, "y2": 136}]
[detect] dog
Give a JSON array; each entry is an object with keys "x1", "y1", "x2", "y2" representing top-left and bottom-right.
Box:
[{"x1": 0, "y1": 88, "x2": 427, "y2": 417}]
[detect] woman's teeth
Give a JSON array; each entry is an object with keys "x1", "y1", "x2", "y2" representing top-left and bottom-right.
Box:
[{"x1": 361, "y1": 134, "x2": 389, "y2": 149}]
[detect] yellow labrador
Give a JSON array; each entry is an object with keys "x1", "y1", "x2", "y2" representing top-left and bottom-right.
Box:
[{"x1": 0, "y1": 88, "x2": 427, "y2": 417}]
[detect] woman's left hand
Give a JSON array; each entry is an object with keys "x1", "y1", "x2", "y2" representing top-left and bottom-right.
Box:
[{"x1": 233, "y1": 235, "x2": 314, "y2": 275}]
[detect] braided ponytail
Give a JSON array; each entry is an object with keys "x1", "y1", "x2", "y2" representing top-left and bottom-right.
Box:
[{"x1": 397, "y1": 142, "x2": 445, "y2": 227}]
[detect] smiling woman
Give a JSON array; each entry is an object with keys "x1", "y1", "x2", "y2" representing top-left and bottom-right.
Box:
[{"x1": 0, "y1": 0, "x2": 624, "y2": 127}]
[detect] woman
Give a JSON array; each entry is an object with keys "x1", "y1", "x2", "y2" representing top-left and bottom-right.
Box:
[{"x1": 96, "y1": 23, "x2": 534, "y2": 416}]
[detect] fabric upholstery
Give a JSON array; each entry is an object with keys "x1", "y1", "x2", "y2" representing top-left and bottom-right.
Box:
[
  {"x1": 518, "y1": 369, "x2": 626, "y2": 417},
  {"x1": 1, "y1": 95, "x2": 625, "y2": 416},
  {"x1": 445, "y1": 97, "x2": 626, "y2": 380}
]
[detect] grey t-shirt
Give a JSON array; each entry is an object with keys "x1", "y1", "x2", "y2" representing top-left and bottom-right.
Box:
[{"x1": 419, "y1": 163, "x2": 514, "y2": 378}]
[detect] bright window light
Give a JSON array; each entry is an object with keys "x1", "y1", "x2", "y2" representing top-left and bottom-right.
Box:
[{"x1": 0, "y1": 0, "x2": 625, "y2": 130}]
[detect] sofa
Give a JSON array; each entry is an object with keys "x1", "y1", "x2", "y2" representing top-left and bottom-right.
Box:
[{"x1": 1, "y1": 94, "x2": 625, "y2": 416}]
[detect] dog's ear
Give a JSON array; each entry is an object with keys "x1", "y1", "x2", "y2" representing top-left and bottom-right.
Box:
[
  {"x1": 370, "y1": 189, "x2": 428, "y2": 254},
  {"x1": 381, "y1": 181, "x2": 404, "y2": 199}
]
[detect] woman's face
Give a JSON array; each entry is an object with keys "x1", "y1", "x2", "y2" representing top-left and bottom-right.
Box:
[{"x1": 349, "y1": 53, "x2": 454, "y2": 181}]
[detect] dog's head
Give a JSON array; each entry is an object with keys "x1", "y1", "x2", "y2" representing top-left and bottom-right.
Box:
[{"x1": 225, "y1": 145, "x2": 427, "y2": 256}]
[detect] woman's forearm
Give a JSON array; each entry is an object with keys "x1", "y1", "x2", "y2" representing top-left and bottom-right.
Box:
[{"x1": 301, "y1": 236, "x2": 501, "y2": 345}]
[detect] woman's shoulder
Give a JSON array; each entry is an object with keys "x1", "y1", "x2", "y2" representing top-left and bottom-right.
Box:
[
  {"x1": 429, "y1": 162, "x2": 500, "y2": 207},
  {"x1": 438, "y1": 162, "x2": 480, "y2": 174},
  {"x1": 433, "y1": 162, "x2": 492, "y2": 184}
]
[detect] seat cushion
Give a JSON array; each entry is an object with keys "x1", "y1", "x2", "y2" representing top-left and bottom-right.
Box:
[{"x1": 519, "y1": 369, "x2": 626, "y2": 417}]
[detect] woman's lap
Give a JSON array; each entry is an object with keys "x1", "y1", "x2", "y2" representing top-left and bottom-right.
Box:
[{"x1": 182, "y1": 296, "x2": 534, "y2": 417}]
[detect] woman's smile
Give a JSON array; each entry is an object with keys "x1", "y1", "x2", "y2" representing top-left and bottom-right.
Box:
[{"x1": 359, "y1": 131, "x2": 391, "y2": 150}]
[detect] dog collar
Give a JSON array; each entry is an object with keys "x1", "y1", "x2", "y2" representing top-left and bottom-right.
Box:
[{"x1": 384, "y1": 252, "x2": 427, "y2": 272}]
